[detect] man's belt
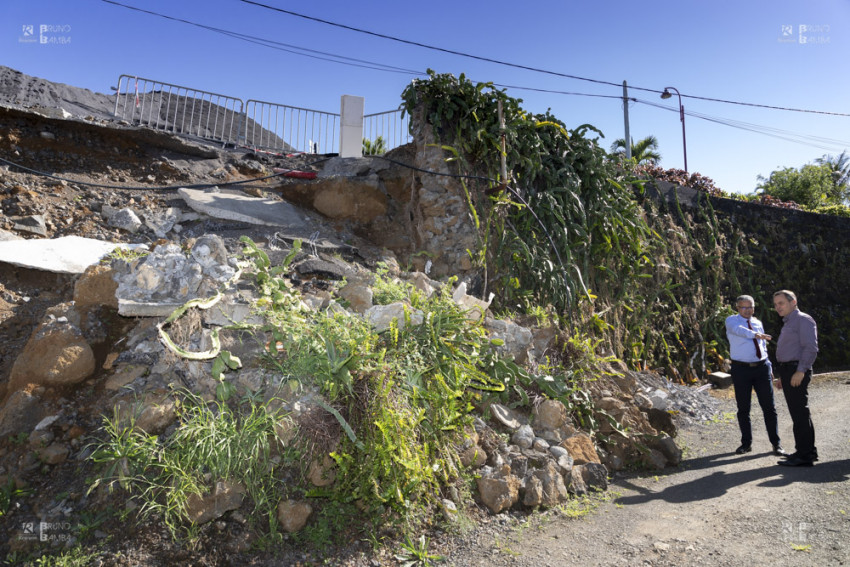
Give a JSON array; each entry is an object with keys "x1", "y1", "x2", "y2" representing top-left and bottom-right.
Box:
[
  {"x1": 777, "y1": 360, "x2": 799, "y2": 367},
  {"x1": 731, "y1": 359, "x2": 766, "y2": 367}
]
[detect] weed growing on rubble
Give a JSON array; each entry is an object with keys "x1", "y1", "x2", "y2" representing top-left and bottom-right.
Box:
[
  {"x1": 372, "y1": 261, "x2": 425, "y2": 306},
  {"x1": 102, "y1": 245, "x2": 149, "y2": 264},
  {"x1": 25, "y1": 546, "x2": 102, "y2": 567},
  {"x1": 87, "y1": 234, "x2": 614, "y2": 546},
  {"x1": 394, "y1": 534, "x2": 445, "y2": 566},
  {"x1": 1, "y1": 475, "x2": 32, "y2": 517},
  {"x1": 238, "y1": 237, "x2": 500, "y2": 530},
  {"x1": 89, "y1": 391, "x2": 287, "y2": 540}
]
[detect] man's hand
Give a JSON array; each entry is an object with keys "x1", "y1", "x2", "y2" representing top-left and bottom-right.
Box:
[
  {"x1": 755, "y1": 332, "x2": 772, "y2": 341},
  {"x1": 790, "y1": 371, "x2": 805, "y2": 387},
  {"x1": 773, "y1": 377, "x2": 782, "y2": 390}
]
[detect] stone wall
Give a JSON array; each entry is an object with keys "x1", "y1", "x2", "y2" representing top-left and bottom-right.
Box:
[
  {"x1": 406, "y1": 106, "x2": 479, "y2": 278},
  {"x1": 647, "y1": 180, "x2": 850, "y2": 370},
  {"x1": 282, "y1": 107, "x2": 480, "y2": 280}
]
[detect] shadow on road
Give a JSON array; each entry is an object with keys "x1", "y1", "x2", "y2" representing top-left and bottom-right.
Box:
[{"x1": 615, "y1": 456, "x2": 850, "y2": 506}]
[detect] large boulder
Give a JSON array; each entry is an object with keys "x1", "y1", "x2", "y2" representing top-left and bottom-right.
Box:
[
  {"x1": 532, "y1": 399, "x2": 570, "y2": 431},
  {"x1": 559, "y1": 433, "x2": 601, "y2": 465},
  {"x1": 476, "y1": 465, "x2": 520, "y2": 514},
  {"x1": 579, "y1": 462, "x2": 609, "y2": 491},
  {"x1": 296, "y1": 174, "x2": 388, "y2": 223},
  {"x1": 522, "y1": 461, "x2": 568, "y2": 508},
  {"x1": 8, "y1": 303, "x2": 95, "y2": 392}
]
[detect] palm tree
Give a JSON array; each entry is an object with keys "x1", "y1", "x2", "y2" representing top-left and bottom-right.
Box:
[
  {"x1": 815, "y1": 151, "x2": 850, "y2": 188},
  {"x1": 610, "y1": 135, "x2": 662, "y2": 164}
]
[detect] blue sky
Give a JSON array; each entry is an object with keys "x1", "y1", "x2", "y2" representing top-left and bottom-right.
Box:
[{"x1": 3, "y1": 0, "x2": 848, "y2": 194}]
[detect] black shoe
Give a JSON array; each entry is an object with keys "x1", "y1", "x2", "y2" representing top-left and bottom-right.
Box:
[
  {"x1": 783, "y1": 452, "x2": 819, "y2": 462},
  {"x1": 735, "y1": 444, "x2": 752, "y2": 455},
  {"x1": 773, "y1": 445, "x2": 789, "y2": 457},
  {"x1": 778, "y1": 456, "x2": 814, "y2": 467}
]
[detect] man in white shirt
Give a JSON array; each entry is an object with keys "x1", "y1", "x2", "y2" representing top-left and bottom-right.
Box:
[{"x1": 724, "y1": 295, "x2": 787, "y2": 456}]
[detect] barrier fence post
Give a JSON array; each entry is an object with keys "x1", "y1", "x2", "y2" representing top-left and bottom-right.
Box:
[{"x1": 340, "y1": 95, "x2": 364, "y2": 158}]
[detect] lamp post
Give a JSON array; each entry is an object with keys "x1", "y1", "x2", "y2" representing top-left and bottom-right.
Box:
[{"x1": 660, "y1": 87, "x2": 687, "y2": 172}]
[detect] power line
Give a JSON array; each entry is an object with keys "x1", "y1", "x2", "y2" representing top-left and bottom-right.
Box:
[
  {"x1": 238, "y1": 0, "x2": 850, "y2": 118},
  {"x1": 238, "y1": 0, "x2": 661, "y2": 92},
  {"x1": 637, "y1": 99, "x2": 850, "y2": 152},
  {"x1": 101, "y1": 1, "x2": 628, "y2": 102},
  {"x1": 101, "y1": 0, "x2": 423, "y2": 75},
  {"x1": 492, "y1": 83, "x2": 629, "y2": 101},
  {"x1": 100, "y1": 1, "x2": 849, "y2": 153}
]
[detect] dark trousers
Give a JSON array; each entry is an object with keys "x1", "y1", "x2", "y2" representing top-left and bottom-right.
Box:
[
  {"x1": 777, "y1": 365, "x2": 817, "y2": 460},
  {"x1": 732, "y1": 362, "x2": 780, "y2": 447}
]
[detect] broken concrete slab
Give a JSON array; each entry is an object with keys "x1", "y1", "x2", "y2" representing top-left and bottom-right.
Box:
[
  {"x1": 0, "y1": 229, "x2": 22, "y2": 241},
  {"x1": 117, "y1": 299, "x2": 184, "y2": 317},
  {"x1": 178, "y1": 187, "x2": 306, "y2": 228},
  {"x1": 0, "y1": 235, "x2": 145, "y2": 274},
  {"x1": 114, "y1": 237, "x2": 238, "y2": 317}
]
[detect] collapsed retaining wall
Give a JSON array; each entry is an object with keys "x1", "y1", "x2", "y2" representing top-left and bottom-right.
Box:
[{"x1": 278, "y1": 107, "x2": 480, "y2": 280}]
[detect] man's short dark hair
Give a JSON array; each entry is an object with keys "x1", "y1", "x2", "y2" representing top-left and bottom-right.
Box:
[{"x1": 773, "y1": 290, "x2": 797, "y2": 302}]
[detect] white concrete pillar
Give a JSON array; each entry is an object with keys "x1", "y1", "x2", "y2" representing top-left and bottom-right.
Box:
[{"x1": 339, "y1": 95, "x2": 365, "y2": 158}]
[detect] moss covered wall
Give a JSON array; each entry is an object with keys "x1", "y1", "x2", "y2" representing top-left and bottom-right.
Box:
[{"x1": 648, "y1": 181, "x2": 849, "y2": 371}]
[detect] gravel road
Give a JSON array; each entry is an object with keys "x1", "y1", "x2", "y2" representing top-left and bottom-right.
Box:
[{"x1": 443, "y1": 372, "x2": 850, "y2": 567}]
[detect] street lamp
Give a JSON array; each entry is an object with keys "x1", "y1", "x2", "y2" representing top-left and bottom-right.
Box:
[{"x1": 660, "y1": 87, "x2": 688, "y2": 172}]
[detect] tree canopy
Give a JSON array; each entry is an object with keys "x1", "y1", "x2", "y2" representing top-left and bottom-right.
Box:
[
  {"x1": 756, "y1": 158, "x2": 849, "y2": 208},
  {"x1": 815, "y1": 151, "x2": 850, "y2": 189}
]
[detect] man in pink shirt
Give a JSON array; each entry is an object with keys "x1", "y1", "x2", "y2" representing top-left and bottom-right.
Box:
[{"x1": 773, "y1": 290, "x2": 819, "y2": 467}]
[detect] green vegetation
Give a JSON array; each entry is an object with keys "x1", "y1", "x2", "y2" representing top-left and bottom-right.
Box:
[
  {"x1": 401, "y1": 70, "x2": 737, "y2": 378},
  {"x1": 101, "y1": 245, "x2": 149, "y2": 264},
  {"x1": 88, "y1": 225, "x2": 633, "y2": 552},
  {"x1": 610, "y1": 135, "x2": 662, "y2": 164},
  {"x1": 395, "y1": 534, "x2": 445, "y2": 566},
  {"x1": 756, "y1": 162, "x2": 842, "y2": 208},
  {"x1": 89, "y1": 391, "x2": 288, "y2": 539},
  {"x1": 363, "y1": 135, "x2": 387, "y2": 156},
  {"x1": 28, "y1": 547, "x2": 101, "y2": 567},
  {"x1": 816, "y1": 151, "x2": 849, "y2": 192},
  {"x1": 0, "y1": 476, "x2": 31, "y2": 517}
]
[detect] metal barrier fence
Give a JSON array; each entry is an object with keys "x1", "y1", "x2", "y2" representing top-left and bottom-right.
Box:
[
  {"x1": 113, "y1": 75, "x2": 244, "y2": 145},
  {"x1": 242, "y1": 100, "x2": 338, "y2": 155},
  {"x1": 113, "y1": 74, "x2": 413, "y2": 155},
  {"x1": 364, "y1": 109, "x2": 411, "y2": 154}
]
